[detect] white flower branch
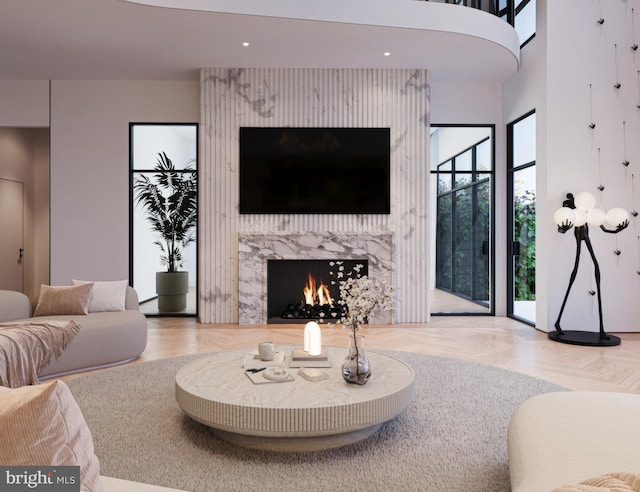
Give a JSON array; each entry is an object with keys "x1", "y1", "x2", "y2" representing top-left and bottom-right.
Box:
[{"x1": 335, "y1": 271, "x2": 397, "y2": 339}]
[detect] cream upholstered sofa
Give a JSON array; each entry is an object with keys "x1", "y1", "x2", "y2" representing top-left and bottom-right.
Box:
[
  {"x1": 0, "y1": 285, "x2": 186, "y2": 491},
  {"x1": 0, "y1": 284, "x2": 147, "y2": 379},
  {"x1": 508, "y1": 391, "x2": 640, "y2": 491},
  {"x1": 0, "y1": 380, "x2": 187, "y2": 492}
]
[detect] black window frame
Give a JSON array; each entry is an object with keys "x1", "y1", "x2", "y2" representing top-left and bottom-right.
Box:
[
  {"x1": 431, "y1": 124, "x2": 496, "y2": 316},
  {"x1": 506, "y1": 109, "x2": 536, "y2": 326},
  {"x1": 129, "y1": 122, "x2": 199, "y2": 318}
]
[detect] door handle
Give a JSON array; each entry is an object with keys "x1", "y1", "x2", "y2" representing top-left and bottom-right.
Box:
[
  {"x1": 18, "y1": 248, "x2": 24, "y2": 264},
  {"x1": 512, "y1": 242, "x2": 521, "y2": 256}
]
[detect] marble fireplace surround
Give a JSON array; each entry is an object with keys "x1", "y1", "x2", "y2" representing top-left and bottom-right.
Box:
[{"x1": 238, "y1": 232, "x2": 394, "y2": 325}]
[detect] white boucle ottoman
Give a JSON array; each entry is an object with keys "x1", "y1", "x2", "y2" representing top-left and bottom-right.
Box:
[{"x1": 507, "y1": 391, "x2": 640, "y2": 492}]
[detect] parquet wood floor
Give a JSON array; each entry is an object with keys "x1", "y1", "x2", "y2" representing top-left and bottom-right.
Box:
[{"x1": 60, "y1": 316, "x2": 640, "y2": 394}]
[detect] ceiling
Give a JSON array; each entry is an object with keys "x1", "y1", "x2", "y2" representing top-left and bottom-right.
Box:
[{"x1": 0, "y1": 0, "x2": 520, "y2": 82}]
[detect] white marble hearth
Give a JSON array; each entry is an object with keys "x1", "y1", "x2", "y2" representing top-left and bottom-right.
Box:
[{"x1": 238, "y1": 232, "x2": 394, "y2": 324}]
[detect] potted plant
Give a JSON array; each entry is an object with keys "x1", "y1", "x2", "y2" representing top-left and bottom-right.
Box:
[{"x1": 134, "y1": 152, "x2": 197, "y2": 312}]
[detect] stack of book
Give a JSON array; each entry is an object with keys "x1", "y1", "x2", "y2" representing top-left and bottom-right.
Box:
[
  {"x1": 289, "y1": 348, "x2": 331, "y2": 368},
  {"x1": 242, "y1": 351, "x2": 285, "y2": 370}
]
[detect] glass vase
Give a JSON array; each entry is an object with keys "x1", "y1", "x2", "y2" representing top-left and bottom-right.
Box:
[{"x1": 342, "y1": 333, "x2": 371, "y2": 385}]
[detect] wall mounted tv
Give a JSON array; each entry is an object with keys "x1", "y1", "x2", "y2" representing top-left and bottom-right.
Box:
[{"x1": 239, "y1": 127, "x2": 391, "y2": 214}]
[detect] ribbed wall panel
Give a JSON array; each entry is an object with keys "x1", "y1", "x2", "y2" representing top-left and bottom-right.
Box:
[{"x1": 200, "y1": 68, "x2": 429, "y2": 323}]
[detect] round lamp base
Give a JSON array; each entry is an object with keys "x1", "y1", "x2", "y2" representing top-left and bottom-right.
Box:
[{"x1": 548, "y1": 330, "x2": 621, "y2": 347}]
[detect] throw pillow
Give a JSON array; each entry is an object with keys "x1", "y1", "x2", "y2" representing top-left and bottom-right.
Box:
[
  {"x1": 71, "y1": 279, "x2": 128, "y2": 312},
  {"x1": 0, "y1": 380, "x2": 103, "y2": 491},
  {"x1": 553, "y1": 472, "x2": 640, "y2": 491},
  {"x1": 33, "y1": 283, "x2": 94, "y2": 317}
]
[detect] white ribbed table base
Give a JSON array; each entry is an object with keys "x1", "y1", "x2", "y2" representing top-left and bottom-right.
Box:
[
  {"x1": 209, "y1": 424, "x2": 384, "y2": 452},
  {"x1": 175, "y1": 347, "x2": 415, "y2": 452}
]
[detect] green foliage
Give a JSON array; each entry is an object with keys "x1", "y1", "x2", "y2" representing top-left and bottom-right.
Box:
[
  {"x1": 435, "y1": 177, "x2": 491, "y2": 302},
  {"x1": 513, "y1": 190, "x2": 536, "y2": 301},
  {"x1": 436, "y1": 179, "x2": 536, "y2": 303},
  {"x1": 134, "y1": 152, "x2": 197, "y2": 273}
]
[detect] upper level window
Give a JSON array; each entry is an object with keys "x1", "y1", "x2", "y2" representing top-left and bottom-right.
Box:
[
  {"x1": 515, "y1": 0, "x2": 536, "y2": 47},
  {"x1": 497, "y1": 0, "x2": 536, "y2": 47},
  {"x1": 424, "y1": 0, "x2": 535, "y2": 48}
]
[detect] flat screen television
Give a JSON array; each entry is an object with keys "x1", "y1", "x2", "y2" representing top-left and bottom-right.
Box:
[{"x1": 239, "y1": 127, "x2": 391, "y2": 214}]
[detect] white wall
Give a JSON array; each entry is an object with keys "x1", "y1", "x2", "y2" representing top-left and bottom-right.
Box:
[
  {"x1": 504, "y1": 0, "x2": 640, "y2": 333},
  {"x1": 49, "y1": 80, "x2": 199, "y2": 285},
  {"x1": 0, "y1": 81, "x2": 49, "y2": 127},
  {"x1": 543, "y1": 0, "x2": 640, "y2": 333}
]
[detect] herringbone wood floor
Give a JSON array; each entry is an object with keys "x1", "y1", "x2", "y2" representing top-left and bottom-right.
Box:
[{"x1": 62, "y1": 316, "x2": 640, "y2": 394}]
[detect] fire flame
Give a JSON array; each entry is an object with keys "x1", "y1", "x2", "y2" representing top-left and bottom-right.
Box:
[{"x1": 302, "y1": 273, "x2": 333, "y2": 306}]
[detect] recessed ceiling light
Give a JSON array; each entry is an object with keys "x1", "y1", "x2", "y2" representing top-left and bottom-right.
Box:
[
  {"x1": 242, "y1": 42, "x2": 250, "y2": 47},
  {"x1": 384, "y1": 52, "x2": 391, "y2": 57}
]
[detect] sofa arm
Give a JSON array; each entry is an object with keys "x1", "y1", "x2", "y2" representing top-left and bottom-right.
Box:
[
  {"x1": 508, "y1": 391, "x2": 640, "y2": 492},
  {"x1": 0, "y1": 290, "x2": 31, "y2": 322},
  {"x1": 124, "y1": 286, "x2": 140, "y2": 310}
]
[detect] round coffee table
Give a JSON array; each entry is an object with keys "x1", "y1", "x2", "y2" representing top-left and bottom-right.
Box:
[{"x1": 175, "y1": 346, "x2": 415, "y2": 452}]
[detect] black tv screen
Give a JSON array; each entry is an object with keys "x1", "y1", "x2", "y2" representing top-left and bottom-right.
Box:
[{"x1": 239, "y1": 127, "x2": 391, "y2": 214}]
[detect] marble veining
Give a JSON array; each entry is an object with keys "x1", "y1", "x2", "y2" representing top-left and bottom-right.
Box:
[
  {"x1": 238, "y1": 232, "x2": 394, "y2": 324},
  {"x1": 203, "y1": 68, "x2": 277, "y2": 119},
  {"x1": 199, "y1": 68, "x2": 429, "y2": 323}
]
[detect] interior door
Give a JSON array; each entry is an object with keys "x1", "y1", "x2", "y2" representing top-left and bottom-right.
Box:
[{"x1": 0, "y1": 178, "x2": 24, "y2": 291}]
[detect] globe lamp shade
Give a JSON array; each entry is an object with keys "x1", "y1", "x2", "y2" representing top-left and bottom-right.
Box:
[
  {"x1": 606, "y1": 207, "x2": 629, "y2": 227},
  {"x1": 553, "y1": 207, "x2": 575, "y2": 227},
  {"x1": 573, "y1": 210, "x2": 588, "y2": 227},
  {"x1": 586, "y1": 208, "x2": 606, "y2": 226},
  {"x1": 574, "y1": 191, "x2": 597, "y2": 211}
]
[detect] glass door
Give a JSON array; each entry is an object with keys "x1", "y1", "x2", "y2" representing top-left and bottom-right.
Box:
[
  {"x1": 430, "y1": 125, "x2": 494, "y2": 314},
  {"x1": 507, "y1": 111, "x2": 536, "y2": 324}
]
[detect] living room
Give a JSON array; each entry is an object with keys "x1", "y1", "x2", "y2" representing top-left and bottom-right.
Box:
[
  {"x1": 2, "y1": 1, "x2": 640, "y2": 333},
  {"x1": 2, "y1": 1, "x2": 640, "y2": 491}
]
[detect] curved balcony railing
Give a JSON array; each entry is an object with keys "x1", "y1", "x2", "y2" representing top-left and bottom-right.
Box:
[
  {"x1": 421, "y1": 0, "x2": 535, "y2": 48},
  {"x1": 420, "y1": 0, "x2": 498, "y2": 15}
]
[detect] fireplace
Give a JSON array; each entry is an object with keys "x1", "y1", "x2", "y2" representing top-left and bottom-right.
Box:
[
  {"x1": 266, "y1": 259, "x2": 368, "y2": 324},
  {"x1": 238, "y1": 232, "x2": 394, "y2": 324}
]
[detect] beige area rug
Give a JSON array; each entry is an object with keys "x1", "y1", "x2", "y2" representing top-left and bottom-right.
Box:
[{"x1": 66, "y1": 350, "x2": 567, "y2": 492}]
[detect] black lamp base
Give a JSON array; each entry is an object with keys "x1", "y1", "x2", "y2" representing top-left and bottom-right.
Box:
[{"x1": 548, "y1": 330, "x2": 621, "y2": 347}]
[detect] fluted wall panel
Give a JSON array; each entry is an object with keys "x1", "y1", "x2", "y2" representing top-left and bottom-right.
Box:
[{"x1": 200, "y1": 68, "x2": 430, "y2": 323}]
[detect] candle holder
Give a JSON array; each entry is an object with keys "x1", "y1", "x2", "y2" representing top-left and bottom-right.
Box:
[{"x1": 289, "y1": 322, "x2": 331, "y2": 368}]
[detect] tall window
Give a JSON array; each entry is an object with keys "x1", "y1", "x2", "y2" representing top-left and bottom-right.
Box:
[
  {"x1": 497, "y1": 0, "x2": 536, "y2": 47},
  {"x1": 130, "y1": 123, "x2": 198, "y2": 316},
  {"x1": 430, "y1": 126, "x2": 494, "y2": 315},
  {"x1": 507, "y1": 111, "x2": 536, "y2": 324}
]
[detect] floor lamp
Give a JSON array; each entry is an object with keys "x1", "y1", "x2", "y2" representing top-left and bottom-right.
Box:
[{"x1": 551, "y1": 192, "x2": 629, "y2": 347}]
